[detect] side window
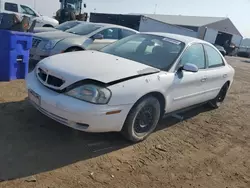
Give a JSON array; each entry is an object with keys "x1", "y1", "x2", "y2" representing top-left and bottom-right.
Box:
[
  {"x1": 20, "y1": 5, "x2": 37, "y2": 16},
  {"x1": 179, "y1": 44, "x2": 206, "y2": 69},
  {"x1": 204, "y1": 45, "x2": 225, "y2": 68},
  {"x1": 99, "y1": 28, "x2": 119, "y2": 39},
  {"x1": 121, "y1": 29, "x2": 136, "y2": 39},
  {"x1": 4, "y1": 3, "x2": 18, "y2": 12}
]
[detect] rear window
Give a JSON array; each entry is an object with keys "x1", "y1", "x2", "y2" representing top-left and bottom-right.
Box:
[
  {"x1": 121, "y1": 29, "x2": 136, "y2": 38},
  {"x1": 56, "y1": 21, "x2": 81, "y2": 31},
  {"x1": 5, "y1": 2, "x2": 18, "y2": 12},
  {"x1": 66, "y1": 23, "x2": 102, "y2": 35}
]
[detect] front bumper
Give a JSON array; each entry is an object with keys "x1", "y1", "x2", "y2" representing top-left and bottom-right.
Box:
[{"x1": 25, "y1": 71, "x2": 133, "y2": 133}]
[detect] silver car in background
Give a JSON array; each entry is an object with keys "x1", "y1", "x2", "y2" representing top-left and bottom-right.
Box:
[
  {"x1": 33, "y1": 20, "x2": 83, "y2": 33},
  {"x1": 30, "y1": 22, "x2": 138, "y2": 64}
]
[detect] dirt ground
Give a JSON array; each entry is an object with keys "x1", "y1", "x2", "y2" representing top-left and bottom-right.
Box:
[{"x1": 0, "y1": 57, "x2": 249, "y2": 188}]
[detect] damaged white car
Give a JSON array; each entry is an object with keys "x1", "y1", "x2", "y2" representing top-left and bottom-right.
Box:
[{"x1": 26, "y1": 33, "x2": 235, "y2": 142}]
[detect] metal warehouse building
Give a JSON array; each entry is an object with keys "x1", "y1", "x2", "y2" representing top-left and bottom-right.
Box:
[{"x1": 90, "y1": 13, "x2": 243, "y2": 47}]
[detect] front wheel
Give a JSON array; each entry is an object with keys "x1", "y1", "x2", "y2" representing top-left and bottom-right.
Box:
[
  {"x1": 122, "y1": 96, "x2": 161, "y2": 143},
  {"x1": 65, "y1": 47, "x2": 83, "y2": 52},
  {"x1": 208, "y1": 83, "x2": 229, "y2": 108}
]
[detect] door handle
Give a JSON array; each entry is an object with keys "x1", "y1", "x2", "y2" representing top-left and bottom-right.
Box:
[
  {"x1": 201, "y1": 77, "x2": 207, "y2": 82},
  {"x1": 223, "y1": 74, "x2": 228, "y2": 78}
]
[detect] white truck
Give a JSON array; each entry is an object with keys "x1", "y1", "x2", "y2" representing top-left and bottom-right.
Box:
[{"x1": 0, "y1": 0, "x2": 58, "y2": 27}]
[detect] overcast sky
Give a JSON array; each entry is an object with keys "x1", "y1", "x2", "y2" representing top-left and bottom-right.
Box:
[{"x1": 16, "y1": 0, "x2": 250, "y2": 38}]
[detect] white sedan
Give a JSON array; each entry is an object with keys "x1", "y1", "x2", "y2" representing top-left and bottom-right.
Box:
[{"x1": 26, "y1": 33, "x2": 235, "y2": 142}]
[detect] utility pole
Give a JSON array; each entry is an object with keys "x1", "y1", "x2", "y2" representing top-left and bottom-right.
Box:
[
  {"x1": 154, "y1": 4, "x2": 157, "y2": 14},
  {"x1": 33, "y1": 0, "x2": 36, "y2": 9}
]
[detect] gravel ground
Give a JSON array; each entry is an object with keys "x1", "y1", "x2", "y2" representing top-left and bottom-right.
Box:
[{"x1": 0, "y1": 57, "x2": 249, "y2": 188}]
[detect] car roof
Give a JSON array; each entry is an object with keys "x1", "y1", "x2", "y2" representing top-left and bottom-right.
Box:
[
  {"x1": 141, "y1": 32, "x2": 209, "y2": 44},
  {"x1": 88, "y1": 22, "x2": 139, "y2": 32}
]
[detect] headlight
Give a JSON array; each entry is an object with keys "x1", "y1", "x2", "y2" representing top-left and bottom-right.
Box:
[
  {"x1": 65, "y1": 84, "x2": 111, "y2": 104},
  {"x1": 44, "y1": 40, "x2": 58, "y2": 50}
]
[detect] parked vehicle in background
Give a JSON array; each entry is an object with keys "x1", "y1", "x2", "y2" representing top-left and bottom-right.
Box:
[
  {"x1": 214, "y1": 44, "x2": 226, "y2": 56},
  {"x1": 30, "y1": 22, "x2": 138, "y2": 64},
  {"x1": 0, "y1": 0, "x2": 59, "y2": 27},
  {"x1": 33, "y1": 20, "x2": 82, "y2": 33},
  {"x1": 26, "y1": 33, "x2": 235, "y2": 142},
  {"x1": 237, "y1": 46, "x2": 250, "y2": 58},
  {"x1": 55, "y1": 0, "x2": 88, "y2": 22}
]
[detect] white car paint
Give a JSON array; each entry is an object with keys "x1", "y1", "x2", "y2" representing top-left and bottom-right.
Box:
[{"x1": 26, "y1": 33, "x2": 235, "y2": 135}]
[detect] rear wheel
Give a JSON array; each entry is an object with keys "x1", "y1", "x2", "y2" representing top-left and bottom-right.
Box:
[
  {"x1": 208, "y1": 83, "x2": 229, "y2": 108},
  {"x1": 65, "y1": 47, "x2": 83, "y2": 52},
  {"x1": 43, "y1": 24, "x2": 53, "y2": 28},
  {"x1": 122, "y1": 96, "x2": 161, "y2": 143}
]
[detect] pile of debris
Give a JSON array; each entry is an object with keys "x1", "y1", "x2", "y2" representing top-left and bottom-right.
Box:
[{"x1": 0, "y1": 13, "x2": 36, "y2": 32}]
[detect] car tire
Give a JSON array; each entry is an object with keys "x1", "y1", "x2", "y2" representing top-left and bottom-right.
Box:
[
  {"x1": 208, "y1": 83, "x2": 229, "y2": 109},
  {"x1": 65, "y1": 47, "x2": 83, "y2": 52},
  {"x1": 121, "y1": 96, "x2": 161, "y2": 143},
  {"x1": 43, "y1": 24, "x2": 53, "y2": 28}
]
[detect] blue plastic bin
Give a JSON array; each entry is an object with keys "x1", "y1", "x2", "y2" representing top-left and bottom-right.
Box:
[{"x1": 0, "y1": 30, "x2": 32, "y2": 81}]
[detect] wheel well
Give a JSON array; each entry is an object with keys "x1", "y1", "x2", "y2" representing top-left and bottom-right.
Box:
[
  {"x1": 225, "y1": 81, "x2": 230, "y2": 87},
  {"x1": 65, "y1": 46, "x2": 84, "y2": 52},
  {"x1": 135, "y1": 92, "x2": 166, "y2": 117},
  {"x1": 43, "y1": 24, "x2": 53, "y2": 27}
]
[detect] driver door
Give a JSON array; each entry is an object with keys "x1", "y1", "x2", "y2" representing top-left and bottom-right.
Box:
[
  {"x1": 167, "y1": 43, "x2": 208, "y2": 112},
  {"x1": 87, "y1": 28, "x2": 120, "y2": 50}
]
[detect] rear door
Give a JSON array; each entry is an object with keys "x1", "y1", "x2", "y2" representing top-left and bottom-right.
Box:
[{"x1": 202, "y1": 44, "x2": 229, "y2": 100}]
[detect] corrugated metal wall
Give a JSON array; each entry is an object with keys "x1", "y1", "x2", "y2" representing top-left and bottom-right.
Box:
[{"x1": 139, "y1": 17, "x2": 197, "y2": 38}]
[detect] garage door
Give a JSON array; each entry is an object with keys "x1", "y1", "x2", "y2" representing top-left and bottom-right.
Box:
[{"x1": 204, "y1": 28, "x2": 218, "y2": 44}]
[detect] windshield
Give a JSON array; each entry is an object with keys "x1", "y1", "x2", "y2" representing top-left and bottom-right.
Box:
[
  {"x1": 55, "y1": 21, "x2": 81, "y2": 31},
  {"x1": 101, "y1": 34, "x2": 185, "y2": 70},
  {"x1": 66, "y1": 23, "x2": 102, "y2": 35}
]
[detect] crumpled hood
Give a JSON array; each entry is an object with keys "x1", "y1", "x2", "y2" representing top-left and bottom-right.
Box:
[
  {"x1": 37, "y1": 50, "x2": 160, "y2": 88},
  {"x1": 34, "y1": 31, "x2": 78, "y2": 40},
  {"x1": 33, "y1": 27, "x2": 57, "y2": 33}
]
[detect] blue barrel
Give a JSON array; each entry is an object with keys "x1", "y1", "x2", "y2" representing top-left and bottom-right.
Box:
[{"x1": 0, "y1": 30, "x2": 32, "y2": 81}]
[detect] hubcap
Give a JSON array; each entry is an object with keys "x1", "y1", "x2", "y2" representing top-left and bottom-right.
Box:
[{"x1": 134, "y1": 105, "x2": 155, "y2": 134}]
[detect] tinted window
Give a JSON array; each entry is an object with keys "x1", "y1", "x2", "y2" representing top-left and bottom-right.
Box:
[
  {"x1": 56, "y1": 21, "x2": 81, "y2": 31},
  {"x1": 66, "y1": 23, "x2": 102, "y2": 35},
  {"x1": 179, "y1": 44, "x2": 205, "y2": 69},
  {"x1": 121, "y1": 29, "x2": 136, "y2": 38},
  {"x1": 98, "y1": 28, "x2": 120, "y2": 39},
  {"x1": 204, "y1": 45, "x2": 225, "y2": 68},
  {"x1": 5, "y1": 3, "x2": 18, "y2": 12},
  {"x1": 101, "y1": 34, "x2": 185, "y2": 70},
  {"x1": 20, "y1": 5, "x2": 36, "y2": 16}
]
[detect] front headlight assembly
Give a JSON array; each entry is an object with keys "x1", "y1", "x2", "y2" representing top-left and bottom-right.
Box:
[
  {"x1": 65, "y1": 84, "x2": 112, "y2": 104},
  {"x1": 44, "y1": 40, "x2": 59, "y2": 50}
]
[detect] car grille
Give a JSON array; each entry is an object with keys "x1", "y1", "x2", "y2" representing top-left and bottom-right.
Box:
[
  {"x1": 37, "y1": 68, "x2": 65, "y2": 88},
  {"x1": 32, "y1": 38, "x2": 42, "y2": 48}
]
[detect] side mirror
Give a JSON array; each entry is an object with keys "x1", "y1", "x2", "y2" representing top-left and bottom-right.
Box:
[
  {"x1": 181, "y1": 63, "x2": 199, "y2": 72},
  {"x1": 92, "y1": 33, "x2": 104, "y2": 40}
]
